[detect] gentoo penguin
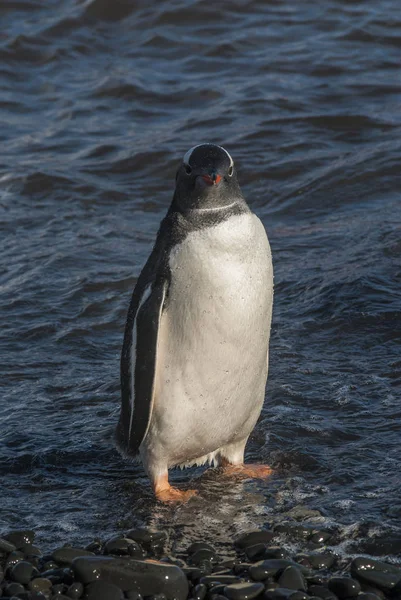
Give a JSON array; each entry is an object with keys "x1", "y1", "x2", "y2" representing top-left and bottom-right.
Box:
[{"x1": 116, "y1": 143, "x2": 273, "y2": 502}]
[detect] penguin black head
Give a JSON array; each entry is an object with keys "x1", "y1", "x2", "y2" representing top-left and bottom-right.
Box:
[{"x1": 173, "y1": 143, "x2": 245, "y2": 213}]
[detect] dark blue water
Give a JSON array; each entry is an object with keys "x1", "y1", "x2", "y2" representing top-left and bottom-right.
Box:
[{"x1": 1, "y1": 0, "x2": 401, "y2": 557}]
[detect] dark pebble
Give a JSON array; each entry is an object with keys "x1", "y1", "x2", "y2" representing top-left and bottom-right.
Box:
[
  {"x1": 20, "y1": 543, "x2": 42, "y2": 557},
  {"x1": 244, "y1": 544, "x2": 267, "y2": 562},
  {"x1": 358, "y1": 534, "x2": 401, "y2": 557},
  {"x1": 297, "y1": 554, "x2": 335, "y2": 570},
  {"x1": 72, "y1": 557, "x2": 188, "y2": 600},
  {"x1": 5, "y1": 550, "x2": 25, "y2": 569},
  {"x1": 193, "y1": 583, "x2": 207, "y2": 600},
  {"x1": 83, "y1": 580, "x2": 124, "y2": 599},
  {"x1": 309, "y1": 532, "x2": 332, "y2": 545},
  {"x1": 9, "y1": 560, "x2": 38, "y2": 584},
  {"x1": 209, "y1": 583, "x2": 226, "y2": 595},
  {"x1": 273, "y1": 524, "x2": 329, "y2": 544},
  {"x1": 52, "y1": 547, "x2": 95, "y2": 566},
  {"x1": 125, "y1": 592, "x2": 144, "y2": 600},
  {"x1": 125, "y1": 529, "x2": 167, "y2": 553},
  {"x1": 103, "y1": 536, "x2": 145, "y2": 558},
  {"x1": 278, "y1": 567, "x2": 307, "y2": 591},
  {"x1": 28, "y1": 578, "x2": 53, "y2": 593},
  {"x1": 4, "y1": 530, "x2": 35, "y2": 548},
  {"x1": 358, "y1": 595, "x2": 383, "y2": 600},
  {"x1": 235, "y1": 531, "x2": 274, "y2": 550},
  {"x1": 53, "y1": 583, "x2": 69, "y2": 596},
  {"x1": 4, "y1": 581, "x2": 26, "y2": 596},
  {"x1": 66, "y1": 581, "x2": 84, "y2": 599},
  {"x1": 328, "y1": 577, "x2": 360, "y2": 598},
  {"x1": 0, "y1": 537, "x2": 17, "y2": 553},
  {"x1": 307, "y1": 585, "x2": 338, "y2": 600},
  {"x1": 200, "y1": 576, "x2": 240, "y2": 586},
  {"x1": 350, "y1": 557, "x2": 401, "y2": 591},
  {"x1": 183, "y1": 567, "x2": 204, "y2": 582},
  {"x1": 249, "y1": 560, "x2": 308, "y2": 582},
  {"x1": 84, "y1": 540, "x2": 103, "y2": 553},
  {"x1": 41, "y1": 561, "x2": 58, "y2": 571},
  {"x1": 224, "y1": 582, "x2": 264, "y2": 600},
  {"x1": 187, "y1": 543, "x2": 216, "y2": 555},
  {"x1": 264, "y1": 589, "x2": 309, "y2": 600},
  {"x1": 305, "y1": 574, "x2": 326, "y2": 586},
  {"x1": 188, "y1": 549, "x2": 218, "y2": 566},
  {"x1": 360, "y1": 584, "x2": 385, "y2": 599}
]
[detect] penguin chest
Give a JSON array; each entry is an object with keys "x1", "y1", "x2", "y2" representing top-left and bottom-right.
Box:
[{"x1": 151, "y1": 213, "x2": 273, "y2": 462}]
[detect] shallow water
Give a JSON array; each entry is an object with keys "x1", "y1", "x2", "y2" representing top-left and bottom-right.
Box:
[{"x1": 1, "y1": 0, "x2": 401, "y2": 557}]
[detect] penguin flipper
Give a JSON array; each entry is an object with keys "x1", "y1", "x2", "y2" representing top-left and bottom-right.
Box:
[{"x1": 117, "y1": 277, "x2": 167, "y2": 457}]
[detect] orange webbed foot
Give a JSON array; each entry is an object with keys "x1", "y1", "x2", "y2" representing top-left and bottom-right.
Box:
[
  {"x1": 221, "y1": 461, "x2": 273, "y2": 480},
  {"x1": 153, "y1": 475, "x2": 197, "y2": 503}
]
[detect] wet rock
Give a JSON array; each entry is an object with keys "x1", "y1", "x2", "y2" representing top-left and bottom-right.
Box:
[
  {"x1": 299, "y1": 553, "x2": 335, "y2": 570},
  {"x1": 28, "y1": 577, "x2": 53, "y2": 593},
  {"x1": 66, "y1": 581, "x2": 84, "y2": 599},
  {"x1": 40, "y1": 567, "x2": 75, "y2": 586},
  {"x1": 328, "y1": 576, "x2": 360, "y2": 598},
  {"x1": 9, "y1": 560, "x2": 38, "y2": 584},
  {"x1": 235, "y1": 531, "x2": 275, "y2": 550},
  {"x1": 264, "y1": 589, "x2": 309, "y2": 600},
  {"x1": 52, "y1": 547, "x2": 95, "y2": 565},
  {"x1": 84, "y1": 580, "x2": 124, "y2": 599},
  {"x1": 0, "y1": 537, "x2": 17, "y2": 553},
  {"x1": 350, "y1": 557, "x2": 401, "y2": 591},
  {"x1": 187, "y1": 542, "x2": 216, "y2": 555},
  {"x1": 85, "y1": 540, "x2": 103, "y2": 553},
  {"x1": 209, "y1": 582, "x2": 226, "y2": 595},
  {"x1": 358, "y1": 594, "x2": 383, "y2": 600},
  {"x1": 200, "y1": 575, "x2": 240, "y2": 586},
  {"x1": 182, "y1": 567, "x2": 204, "y2": 581},
  {"x1": 103, "y1": 536, "x2": 145, "y2": 558},
  {"x1": 284, "y1": 506, "x2": 322, "y2": 521},
  {"x1": 273, "y1": 524, "x2": 330, "y2": 545},
  {"x1": 193, "y1": 583, "x2": 207, "y2": 600},
  {"x1": 309, "y1": 531, "x2": 332, "y2": 545},
  {"x1": 53, "y1": 583, "x2": 69, "y2": 596},
  {"x1": 72, "y1": 557, "x2": 188, "y2": 600},
  {"x1": 125, "y1": 592, "x2": 144, "y2": 600},
  {"x1": 249, "y1": 560, "x2": 308, "y2": 582},
  {"x1": 358, "y1": 534, "x2": 401, "y2": 557},
  {"x1": 224, "y1": 582, "x2": 264, "y2": 600},
  {"x1": 245, "y1": 546, "x2": 286, "y2": 563},
  {"x1": 125, "y1": 528, "x2": 167, "y2": 554},
  {"x1": 307, "y1": 585, "x2": 338, "y2": 600},
  {"x1": 42, "y1": 560, "x2": 58, "y2": 571},
  {"x1": 277, "y1": 567, "x2": 307, "y2": 591},
  {"x1": 359, "y1": 584, "x2": 385, "y2": 599},
  {"x1": 20, "y1": 543, "x2": 42, "y2": 557},
  {"x1": 188, "y1": 549, "x2": 218, "y2": 567},
  {"x1": 4, "y1": 530, "x2": 35, "y2": 548},
  {"x1": 4, "y1": 581, "x2": 26, "y2": 596},
  {"x1": 5, "y1": 550, "x2": 25, "y2": 569}
]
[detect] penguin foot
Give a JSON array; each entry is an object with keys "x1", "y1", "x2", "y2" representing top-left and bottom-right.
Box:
[
  {"x1": 153, "y1": 476, "x2": 197, "y2": 503},
  {"x1": 221, "y1": 461, "x2": 273, "y2": 480}
]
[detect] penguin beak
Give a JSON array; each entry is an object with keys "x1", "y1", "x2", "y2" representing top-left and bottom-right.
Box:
[{"x1": 201, "y1": 172, "x2": 222, "y2": 186}]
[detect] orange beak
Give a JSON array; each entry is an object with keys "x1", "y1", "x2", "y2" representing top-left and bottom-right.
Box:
[{"x1": 201, "y1": 173, "x2": 222, "y2": 186}]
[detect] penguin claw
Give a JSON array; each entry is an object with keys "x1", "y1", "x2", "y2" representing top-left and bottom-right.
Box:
[
  {"x1": 155, "y1": 486, "x2": 198, "y2": 503},
  {"x1": 221, "y1": 463, "x2": 273, "y2": 480}
]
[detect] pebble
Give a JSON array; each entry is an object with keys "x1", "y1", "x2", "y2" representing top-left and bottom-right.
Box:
[
  {"x1": 277, "y1": 566, "x2": 307, "y2": 591},
  {"x1": 84, "y1": 580, "x2": 125, "y2": 599},
  {"x1": 223, "y1": 582, "x2": 264, "y2": 600},
  {"x1": 0, "y1": 537, "x2": 17, "y2": 553},
  {"x1": 9, "y1": 560, "x2": 38, "y2": 584},
  {"x1": 199, "y1": 575, "x2": 240, "y2": 586},
  {"x1": 193, "y1": 583, "x2": 207, "y2": 600},
  {"x1": 358, "y1": 595, "x2": 383, "y2": 600},
  {"x1": 4, "y1": 530, "x2": 35, "y2": 548},
  {"x1": 188, "y1": 548, "x2": 218, "y2": 566},
  {"x1": 235, "y1": 531, "x2": 275, "y2": 550},
  {"x1": 125, "y1": 528, "x2": 167, "y2": 553},
  {"x1": 28, "y1": 577, "x2": 53, "y2": 593},
  {"x1": 5, "y1": 550, "x2": 25, "y2": 569},
  {"x1": 296, "y1": 553, "x2": 335, "y2": 570},
  {"x1": 187, "y1": 542, "x2": 216, "y2": 555},
  {"x1": 66, "y1": 581, "x2": 84, "y2": 599},
  {"x1": 249, "y1": 560, "x2": 308, "y2": 582},
  {"x1": 72, "y1": 557, "x2": 188, "y2": 600},
  {"x1": 4, "y1": 581, "x2": 26, "y2": 596},
  {"x1": 52, "y1": 547, "x2": 95, "y2": 565},
  {"x1": 328, "y1": 576, "x2": 361, "y2": 598},
  {"x1": 350, "y1": 557, "x2": 401, "y2": 591},
  {"x1": 264, "y1": 589, "x2": 309, "y2": 600},
  {"x1": 103, "y1": 536, "x2": 145, "y2": 558},
  {"x1": 307, "y1": 585, "x2": 338, "y2": 600}
]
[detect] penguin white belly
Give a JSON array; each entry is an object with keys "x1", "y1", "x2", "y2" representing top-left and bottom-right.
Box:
[{"x1": 142, "y1": 213, "x2": 273, "y2": 473}]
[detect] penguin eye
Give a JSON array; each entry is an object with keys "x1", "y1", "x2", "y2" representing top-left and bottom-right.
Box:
[
  {"x1": 228, "y1": 165, "x2": 234, "y2": 177},
  {"x1": 185, "y1": 164, "x2": 192, "y2": 175}
]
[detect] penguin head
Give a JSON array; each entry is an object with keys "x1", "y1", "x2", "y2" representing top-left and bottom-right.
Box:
[{"x1": 173, "y1": 143, "x2": 244, "y2": 213}]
